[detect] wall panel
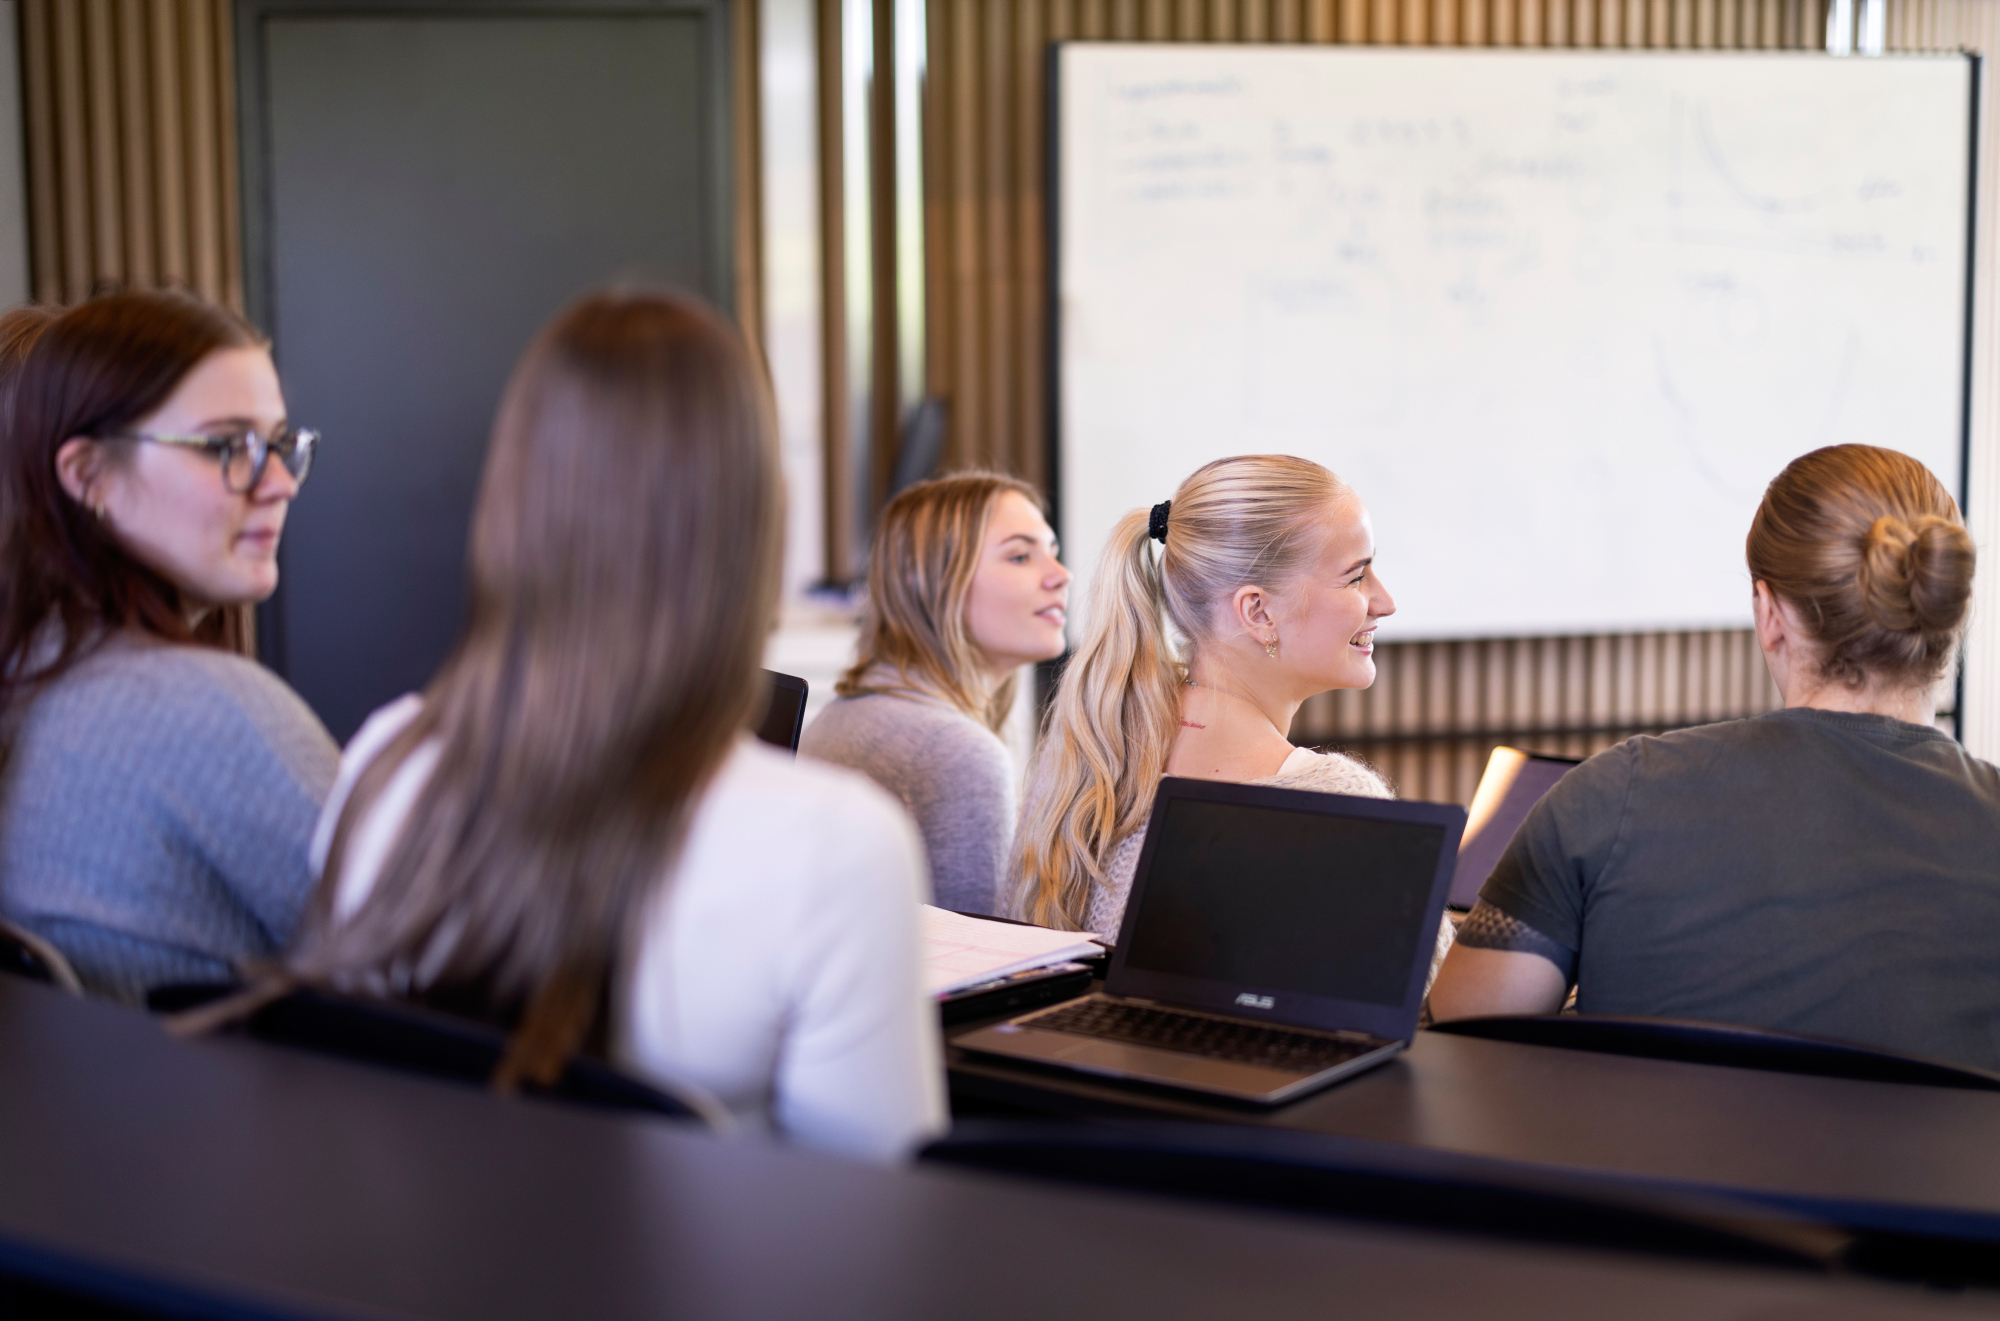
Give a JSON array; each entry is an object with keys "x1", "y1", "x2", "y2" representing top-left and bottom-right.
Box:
[
  {"x1": 922, "y1": 0, "x2": 2000, "y2": 800},
  {"x1": 19, "y1": 0, "x2": 240, "y2": 309}
]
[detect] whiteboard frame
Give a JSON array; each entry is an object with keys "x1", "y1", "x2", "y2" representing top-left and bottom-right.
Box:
[{"x1": 1045, "y1": 44, "x2": 1980, "y2": 662}]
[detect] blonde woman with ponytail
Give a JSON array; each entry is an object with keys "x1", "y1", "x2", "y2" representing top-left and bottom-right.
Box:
[
  {"x1": 1433, "y1": 445, "x2": 2000, "y2": 1074},
  {"x1": 1013, "y1": 454, "x2": 1409, "y2": 944}
]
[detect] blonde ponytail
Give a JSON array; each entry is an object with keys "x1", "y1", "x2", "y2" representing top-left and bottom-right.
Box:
[
  {"x1": 1010, "y1": 454, "x2": 1347, "y2": 929},
  {"x1": 1011, "y1": 510, "x2": 1183, "y2": 927}
]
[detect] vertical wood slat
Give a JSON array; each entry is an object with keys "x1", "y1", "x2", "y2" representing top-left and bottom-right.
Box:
[
  {"x1": 870, "y1": 0, "x2": 901, "y2": 516},
  {"x1": 818, "y1": 0, "x2": 854, "y2": 581},
  {"x1": 114, "y1": 0, "x2": 151, "y2": 288},
  {"x1": 1015, "y1": 0, "x2": 1047, "y2": 491},
  {"x1": 20, "y1": 0, "x2": 241, "y2": 309},
  {"x1": 20, "y1": 1, "x2": 60, "y2": 303},
  {"x1": 150, "y1": 0, "x2": 186, "y2": 290},
  {"x1": 733, "y1": 0, "x2": 766, "y2": 366}
]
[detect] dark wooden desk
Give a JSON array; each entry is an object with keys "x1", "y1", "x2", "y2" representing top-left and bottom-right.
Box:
[
  {"x1": 0, "y1": 979, "x2": 1986, "y2": 1321},
  {"x1": 950, "y1": 1025, "x2": 2000, "y2": 1242}
]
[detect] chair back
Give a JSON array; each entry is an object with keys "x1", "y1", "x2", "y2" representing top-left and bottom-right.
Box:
[
  {"x1": 1429, "y1": 1014, "x2": 2000, "y2": 1091},
  {"x1": 755, "y1": 670, "x2": 809, "y2": 752},
  {"x1": 889, "y1": 397, "x2": 949, "y2": 496},
  {"x1": 239, "y1": 986, "x2": 728, "y2": 1126},
  {"x1": 0, "y1": 919, "x2": 81, "y2": 994},
  {"x1": 923, "y1": 1120, "x2": 1847, "y2": 1272}
]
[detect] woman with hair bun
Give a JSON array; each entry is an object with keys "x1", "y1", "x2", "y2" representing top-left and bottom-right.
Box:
[
  {"x1": 1011, "y1": 454, "x2": 1413, "y2": 944},
  {"x1": 1432, "y1": 444, "x2": 2000, "y2": 1071}
]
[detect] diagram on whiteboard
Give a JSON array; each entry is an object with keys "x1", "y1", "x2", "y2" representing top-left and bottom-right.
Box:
[{"x1": 1057, "y1": 47, "x2": 1971, "y2": 640}]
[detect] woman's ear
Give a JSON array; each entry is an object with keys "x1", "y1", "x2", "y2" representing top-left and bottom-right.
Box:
[
  {"x1": 1231, "y1": 584, "x2": 1275, "y2": 638},
  {"x1": 53, "y1": 437, "x2": 100, "y2": 508},
  {"x1": 1752, "y1": 581, "x2": 1794, "y2": 656}
]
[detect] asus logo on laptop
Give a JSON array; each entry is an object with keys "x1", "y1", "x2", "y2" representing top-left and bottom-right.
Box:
[{"x1": 1233, "y1": 993, "x2": 1274, "y2": 1010}]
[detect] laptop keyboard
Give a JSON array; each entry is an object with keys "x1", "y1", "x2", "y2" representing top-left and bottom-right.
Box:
[{"x1": 1025, "y1": 999, "x2": 1384, "y2": 1073}]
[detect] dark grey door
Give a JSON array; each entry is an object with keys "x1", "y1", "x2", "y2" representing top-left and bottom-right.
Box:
[{"x1": 239, "y1": 1, "x2": 733, "y2": 740}]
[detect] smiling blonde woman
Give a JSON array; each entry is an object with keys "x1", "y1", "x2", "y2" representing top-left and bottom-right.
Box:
[
  {"x1": 1012, "y1": 455, "x2": 1412, "y2": 943},
  {"x1": 802, "y1": 472, "x2": 1070, "y2": 915}
]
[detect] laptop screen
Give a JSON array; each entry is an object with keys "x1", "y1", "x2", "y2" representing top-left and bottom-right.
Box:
[{"x1": 1120, "y1": 795, "x2": 1449, "y2": 1008}]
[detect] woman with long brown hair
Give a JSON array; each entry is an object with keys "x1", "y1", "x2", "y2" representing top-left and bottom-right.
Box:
[
  {"x1": 297, "y1": 289, "x2": 943, "y2": 1160},
  {"x1": 1431, "y1": 445, "x2": 2000, "y2": 1073},
  {"x1": 0, "y1": 292, "x2": 334, "y2": 1004},
  {"x1": 802, "y1": 472, "x2": 1069, "y2": 914}
]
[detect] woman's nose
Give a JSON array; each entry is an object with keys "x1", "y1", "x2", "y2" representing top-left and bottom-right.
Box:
[
  {"x1": 1047, "y1": 560, "x2": 1072, "y2": 591},
  {"x1": 1372, "y1": 580, "x2": 1397, "y2": 619},
  {"x1": 254, "y1": 458, "x2": 300, "y2": 503}
]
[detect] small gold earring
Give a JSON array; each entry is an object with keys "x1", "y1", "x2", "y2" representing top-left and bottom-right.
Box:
[
  {"x1": 1264, "y1": 637, "x2": 1279, "y2": 659},
  {"x1": 92, "y1": 502, "x2": 106, "y2": 521}
]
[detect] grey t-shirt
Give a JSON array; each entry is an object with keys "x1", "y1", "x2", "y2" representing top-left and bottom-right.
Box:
[
  {"x1": 800, "y1": 690, "x2": 1015, "y2": 915},
  {"x1": 0, "y1": 636, "x2": 338, "y2": 1003},
  {"x1": 1481, "y1": 707, "x2": 2000, "y2": 1072}
]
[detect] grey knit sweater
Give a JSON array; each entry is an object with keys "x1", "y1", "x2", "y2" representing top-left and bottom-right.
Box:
[
  {"x1": 0, "y1": 635, "x2": 338, "y2": 1003},
  {"x1": 800, "y1": 688, "x2": 1016, "y2": 915}
]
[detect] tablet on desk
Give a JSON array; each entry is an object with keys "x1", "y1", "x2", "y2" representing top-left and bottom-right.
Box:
[{"x1": 1449, "y1": 747, "x2": 1581, "y2": 909}]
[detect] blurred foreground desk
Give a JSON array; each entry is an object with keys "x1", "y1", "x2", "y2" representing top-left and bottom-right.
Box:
[
  {"x1": 949, "y1": 1026, "x2": 2000, "y2": 1243},
  {"x1": 0, "y1": 980, "x2": 1982, "y2": 1321}
]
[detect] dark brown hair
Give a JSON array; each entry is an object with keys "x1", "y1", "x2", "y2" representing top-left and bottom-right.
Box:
[
  {"x1": 1746, "y1": 444, "x2": 1975, "y2": 690},
  {"x1": 292, "y1": 288, "x2": 782, "y2": 1088},
  {"x1": 0, "y1": 291, "x2": 262, "y2": 703},
  {"x1": 838, "y1": 470, "x2": 1045, "y2": 731}
]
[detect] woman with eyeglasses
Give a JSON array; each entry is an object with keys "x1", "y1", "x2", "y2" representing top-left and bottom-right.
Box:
[{"x1": 0, "y1": 291, "x2": 336, "y2": 1004}]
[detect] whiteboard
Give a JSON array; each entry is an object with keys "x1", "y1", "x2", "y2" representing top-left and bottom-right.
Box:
[{"x1": 1055, "y1": 46, "x2": 1974, "y2": 640}]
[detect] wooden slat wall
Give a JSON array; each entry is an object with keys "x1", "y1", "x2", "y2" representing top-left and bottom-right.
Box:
[
  {"x1": 921, "y1": 0, "x2": 2000, "y2": 801},
  {"x1": 1295, "y1": 629, "x2": 1780, "y2": 802},
  {"x1": 18, "y1": 0, "x2": 241, "y2": 309}
]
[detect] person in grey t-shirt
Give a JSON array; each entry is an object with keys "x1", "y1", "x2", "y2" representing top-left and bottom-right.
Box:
[
  {"x1": 0, "y1": 293, "x2": 336, "y2": 1004},
  {"x1": 802, "y1": 473, "x2": 1070, "y2": 915},
  {"x1": 1430, "y1": 445, "x2": 2000, "y2": 1074}
]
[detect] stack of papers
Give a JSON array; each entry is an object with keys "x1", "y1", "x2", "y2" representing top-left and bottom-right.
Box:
[{"x1": 921, "y1": 906, "x2": 1102, "y2": 997}]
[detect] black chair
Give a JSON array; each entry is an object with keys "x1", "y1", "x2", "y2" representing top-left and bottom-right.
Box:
[
  {"x1": 0, "y1": 918, "x2": 81, "y2": 994},
  {"x1": 755, "y1": 670, "x2": 809, "y2": 752},
  {"x1": 889, "y1": 397, "x2": 949, "y2": 496},
  {"x1": 922, "y1": 1120, "x2": 1847, "y2": 1272},
  {"x1": 165, "y1": 984, "x2": 727, "y2": 1126},
  {"x1": 1428, "y1": 1014, "x2": 2000, "y2": 1091}
]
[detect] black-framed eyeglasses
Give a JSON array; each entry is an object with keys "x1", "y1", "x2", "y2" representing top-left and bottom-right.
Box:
[{"x1": 98, "y1": 425, "x2": 319, "y2": 494}]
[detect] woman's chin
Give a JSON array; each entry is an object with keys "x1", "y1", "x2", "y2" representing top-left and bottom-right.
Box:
[{"x1": 212, "y1": 568, "x2": 280, "y2": 606}]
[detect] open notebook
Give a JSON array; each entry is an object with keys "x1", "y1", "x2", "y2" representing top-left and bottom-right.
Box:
[{"x1": 921, "y1": 907, "x2": 1102, "y2": 997}]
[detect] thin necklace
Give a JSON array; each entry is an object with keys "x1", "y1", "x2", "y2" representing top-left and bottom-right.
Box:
[{"x1": 1183, "y1": 675, "x2": 1287, "y2": 742}]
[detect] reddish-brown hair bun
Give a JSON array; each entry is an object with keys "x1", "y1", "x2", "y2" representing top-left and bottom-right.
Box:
[{"x1": 1747, "y1": 444, "x2": 1973, "y2": 689}]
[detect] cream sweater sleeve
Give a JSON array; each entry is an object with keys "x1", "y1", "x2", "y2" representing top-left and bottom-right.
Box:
[{"x1": 767, "y1": 772, "x2": 948, "y2": 1160}]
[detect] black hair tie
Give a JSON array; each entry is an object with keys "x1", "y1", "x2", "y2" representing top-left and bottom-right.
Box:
[{"x1": 1148, "y1": 500, "x2": 1171, "y2": 543}]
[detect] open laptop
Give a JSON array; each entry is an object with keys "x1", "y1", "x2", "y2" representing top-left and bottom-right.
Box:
[
  {"x1": 956, "y1": 777, "x2": 1465, "y2": 1105},
  {"x1": 1448, "y1": 747, "x2": 1581, "y2": 909}
]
